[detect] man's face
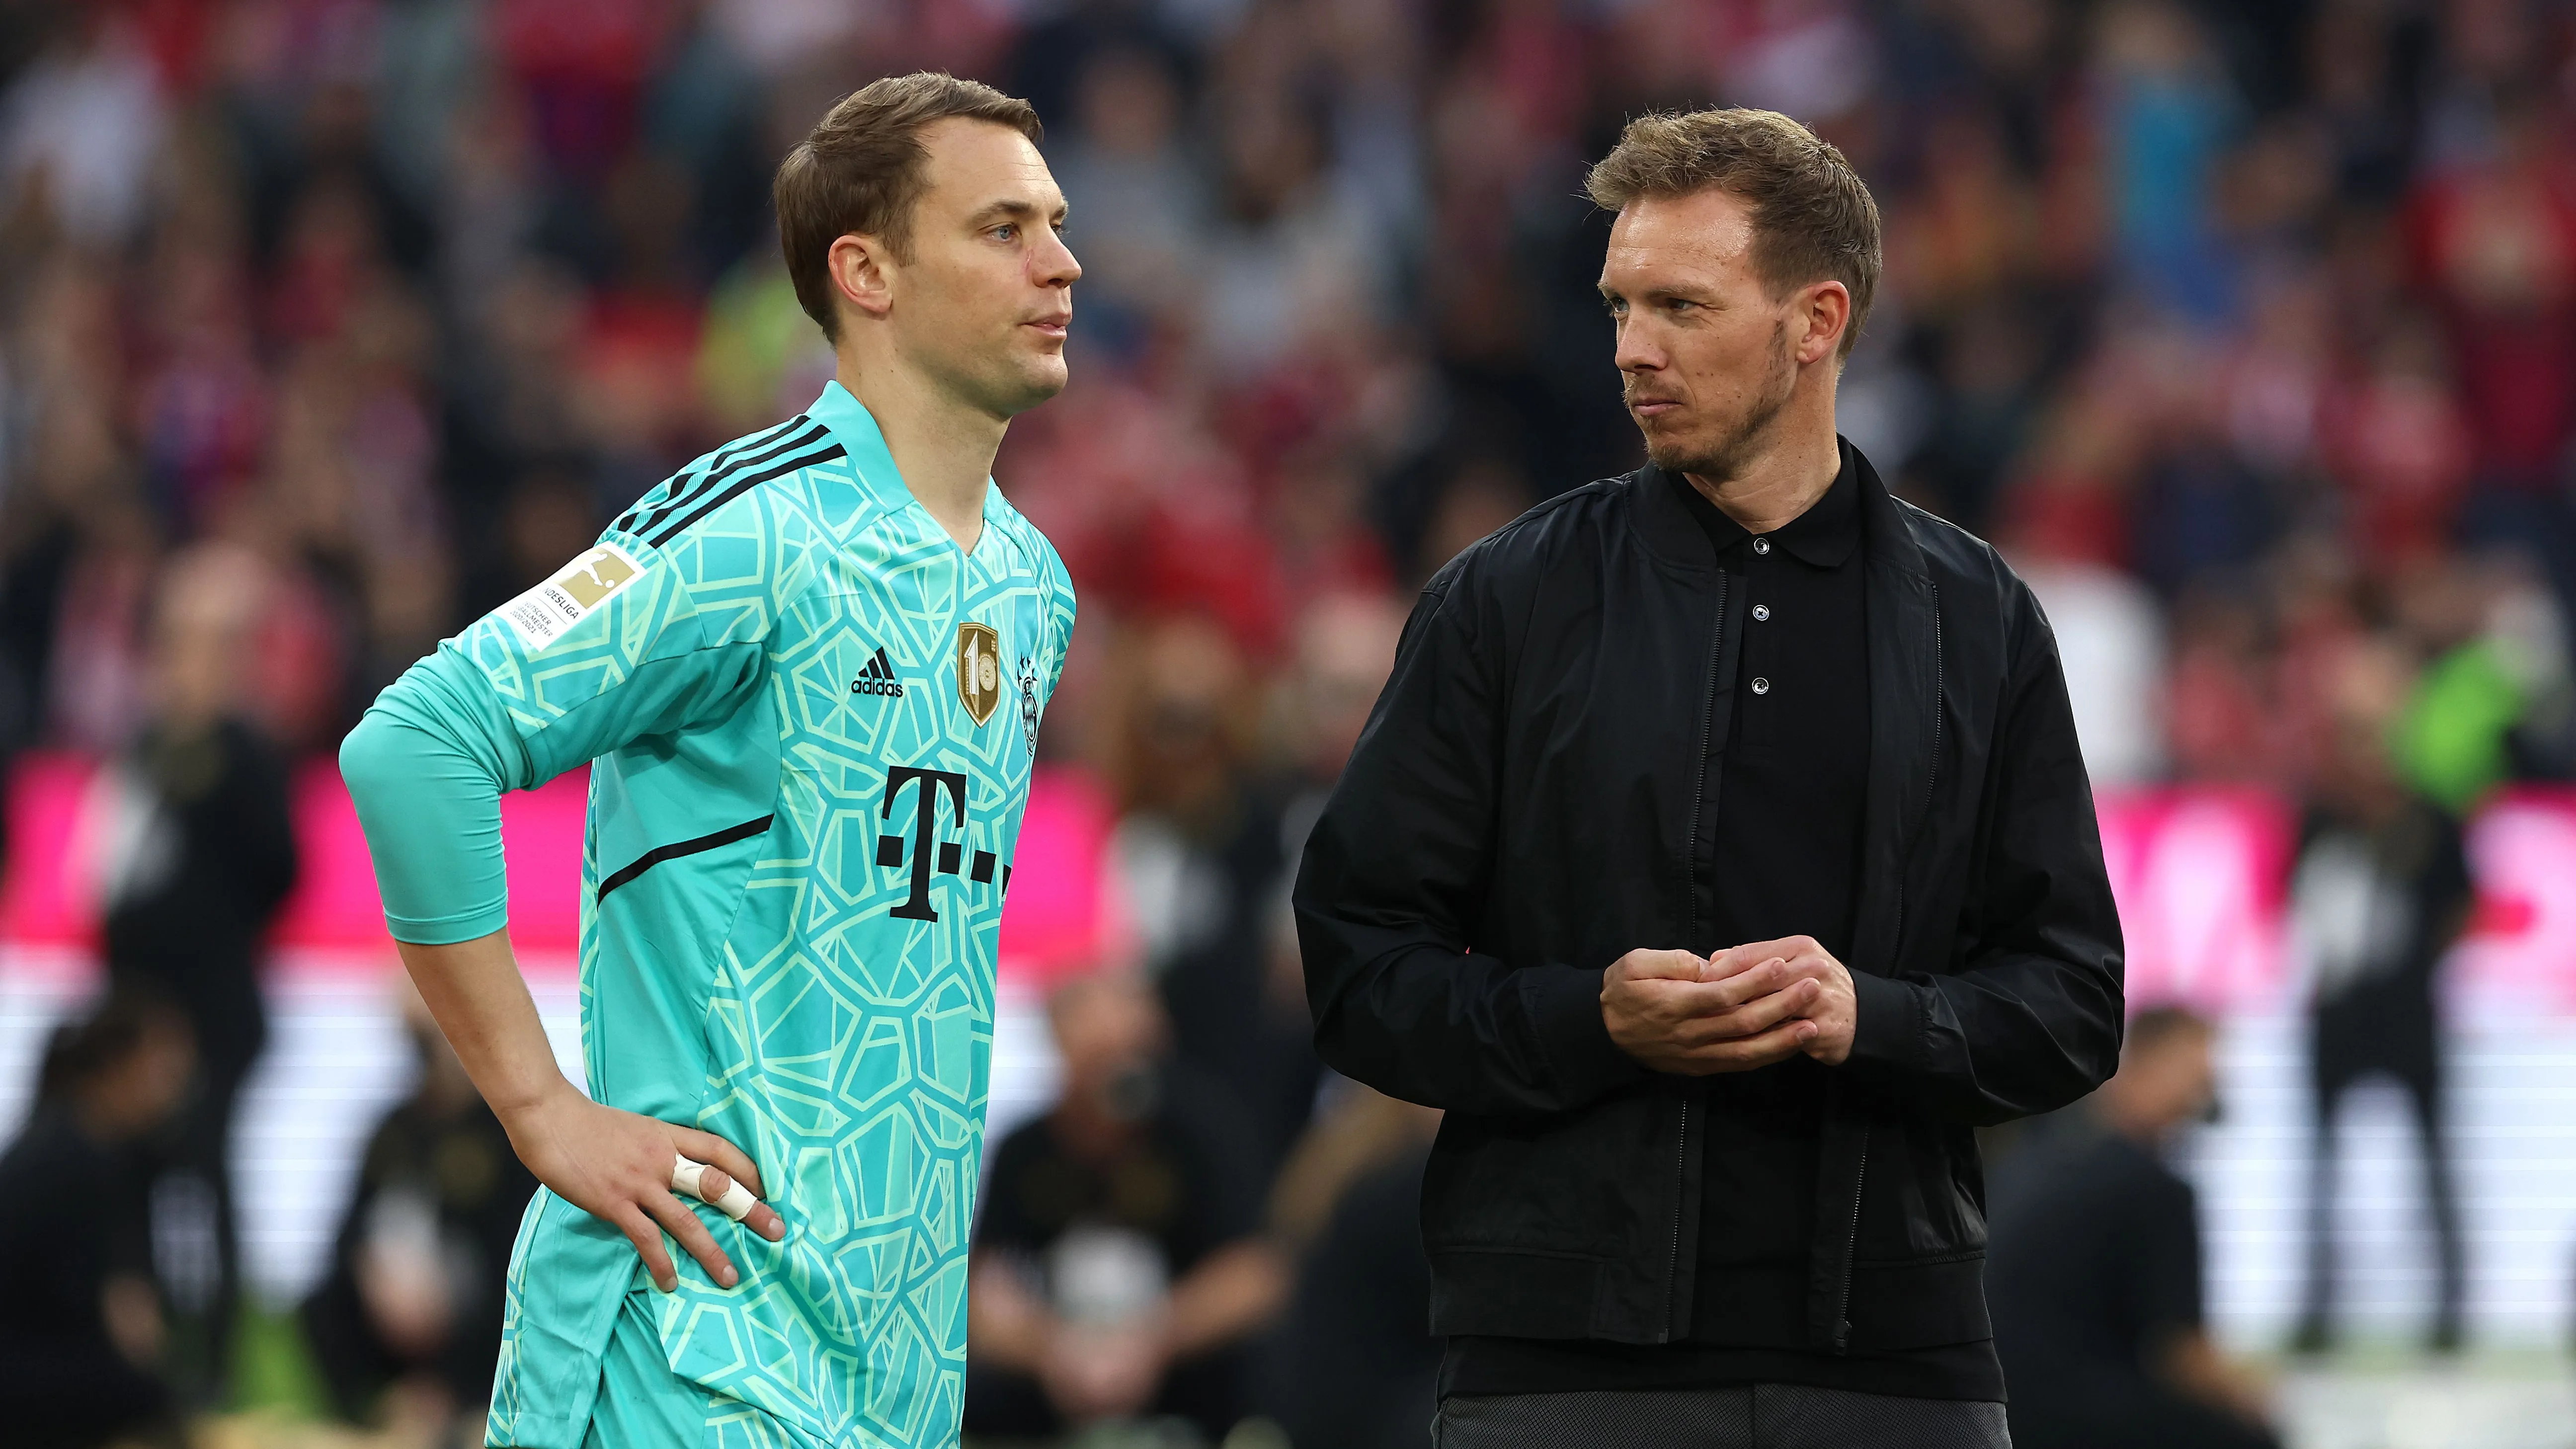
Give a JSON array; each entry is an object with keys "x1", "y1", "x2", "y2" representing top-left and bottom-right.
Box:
[
  {"x1": 1598, "y1": 189, "x2": 1822, "y2": 481},
  {"x1": 884, "y1": 118, "x2": 1081, "y2": 418}
]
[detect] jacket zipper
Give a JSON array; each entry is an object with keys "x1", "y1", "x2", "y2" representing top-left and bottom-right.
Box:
[
  {"x1": 1665, "y1": 1096, "x2": 1690, "y2": 1341},
  {"x1": 1838, "y1": 588, "x2": 1941, "y2": 1353},
  {"x1": 1665, "y1": 570, "x2": 1728, "y2": 1342},
  {"x1": 1833, "y1": 1135, "x2": 1866, "y2": 1353}
]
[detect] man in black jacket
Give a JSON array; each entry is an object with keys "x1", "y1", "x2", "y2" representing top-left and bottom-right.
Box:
[{"x1": 1294, "y1": 108, "x2": 2124, "y2": 1447}]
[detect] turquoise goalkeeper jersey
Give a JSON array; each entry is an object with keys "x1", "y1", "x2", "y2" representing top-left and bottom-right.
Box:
[{"x1": 340, "y1": 381, "x2": 1075, "y2": 1449}]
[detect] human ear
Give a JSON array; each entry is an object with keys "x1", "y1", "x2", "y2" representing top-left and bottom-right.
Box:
[
  {"x1": 1797, "y1": 280, "x2": 1851, "y2": 366},
  {"x1": 830, "y1": 233, "x2": 895, "y2": 322}
]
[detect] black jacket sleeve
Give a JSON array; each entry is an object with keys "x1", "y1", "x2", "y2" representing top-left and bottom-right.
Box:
[
  {"x1": 1294, "y1": 562, "x2": 1646, "y2": 1116},
  {"x1": 1841, "y1": 585, "x2": 2126, "y2": 1125}
]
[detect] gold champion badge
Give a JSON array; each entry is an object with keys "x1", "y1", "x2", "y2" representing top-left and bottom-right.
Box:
[{"x1": 956, "y1": 622, "x2": 1002, "y2": 725}]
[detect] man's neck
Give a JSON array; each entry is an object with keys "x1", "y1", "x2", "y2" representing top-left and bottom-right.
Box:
[
  {"x1": 1681, "y1": 394, "x2": 1842, "y2": 534},
  {"x1": 835, "y1": 353, "x2": 1005, "y2": 553}
]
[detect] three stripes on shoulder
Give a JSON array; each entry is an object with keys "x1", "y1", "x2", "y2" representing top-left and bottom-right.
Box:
[{"x1": 616, "y1": 416, "x2": 848, "y2": 548}]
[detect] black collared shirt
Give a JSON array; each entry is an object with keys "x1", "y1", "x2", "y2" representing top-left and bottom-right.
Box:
[{"x1": 1443, "y1": 456, "x2": 2006, "y2": 1402}]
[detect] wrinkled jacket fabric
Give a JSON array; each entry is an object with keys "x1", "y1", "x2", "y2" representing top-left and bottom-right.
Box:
[{"x1": 1294, "y1": 443, "x2": 2125, "y2": 1354}]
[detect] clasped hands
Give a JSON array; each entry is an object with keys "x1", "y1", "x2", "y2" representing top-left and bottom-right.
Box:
[{"x1": 1602, "y1": 936, "x2": 1857, "y2": 1074}]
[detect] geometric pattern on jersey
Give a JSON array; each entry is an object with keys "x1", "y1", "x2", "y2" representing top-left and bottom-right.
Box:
[{"x1": 473, "y1": 381, "x2": 1076, "y2": 1449}]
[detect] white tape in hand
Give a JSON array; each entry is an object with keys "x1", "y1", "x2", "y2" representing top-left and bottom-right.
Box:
[{"x1": 671, "y1": 1153, "x2": 760, "y2": 1223}]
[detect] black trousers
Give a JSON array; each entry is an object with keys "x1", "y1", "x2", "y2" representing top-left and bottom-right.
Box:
[
  {"x1": 2297, "y1": 1016, "x2": 2463, "y2": 1343},
  {"x1": 2009, "y1": 1371, "x2": 2280, "y2": 1449},
  {"x1": 1433, "y1": 1385, "x2": 2010, "y2": 1449}
]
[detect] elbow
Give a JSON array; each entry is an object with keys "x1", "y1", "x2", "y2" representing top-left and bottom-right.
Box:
[
  {"x1": 340, "y1": 708, "x2": 465, "y2": 823},
  {"x1": 2074, "y1": 958, "x2": 2128, "y2": 1094},
  {"x1": 337, "y1": 713, "x2": 398, "y2": 813}
]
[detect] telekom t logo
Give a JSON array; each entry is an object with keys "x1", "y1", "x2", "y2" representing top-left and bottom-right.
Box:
[{"x1": 878, "y1": 766, "x2": 1004, "y2": 921}]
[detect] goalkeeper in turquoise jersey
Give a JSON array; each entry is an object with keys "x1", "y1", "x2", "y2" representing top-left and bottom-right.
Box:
[{"x1": 339, "y1": 75, "x2": 1079, "y2": 1449}]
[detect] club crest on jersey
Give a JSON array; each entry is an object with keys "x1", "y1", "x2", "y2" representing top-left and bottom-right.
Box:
[
  {"x1": 1017, "y1": 655, "x2": 1040, "y2": 756},
  {"x1": 957, "y1": 622, "x2": 1002, "y2": 725},
  {"x1": 499, "y1": 542, "x2": 645, "y2": 651}
]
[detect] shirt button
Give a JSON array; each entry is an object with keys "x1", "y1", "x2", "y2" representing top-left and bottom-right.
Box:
[
  {"x1": 1752, "y1": 604, "x2": 1771, "y2": 621},
  {"x1": 1751, "y1": 677, "x2": 1771, "y2": 695},
  {"x1": 1753, "y1": 537, "x2": 1771, "y2": 556}
]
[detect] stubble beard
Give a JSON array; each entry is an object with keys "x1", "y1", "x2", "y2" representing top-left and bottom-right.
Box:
[{"x1": 1640, "y1": 320, "x2": 1798, "y2": 483}]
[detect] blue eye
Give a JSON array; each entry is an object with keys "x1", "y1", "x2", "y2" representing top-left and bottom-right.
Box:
[{"x1": 993, "y1": 224, "x2": 1017, "y2": 242}]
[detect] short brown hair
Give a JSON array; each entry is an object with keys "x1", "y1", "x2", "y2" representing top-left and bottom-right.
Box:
[
  {"x1": 1585, "y1": 108, "x2": 1882, "y2": 360},
  {"x1": 774, "y1": 72, "x2": 1044, "y2": 340}
]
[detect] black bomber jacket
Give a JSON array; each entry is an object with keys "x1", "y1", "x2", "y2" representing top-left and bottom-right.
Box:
[{"x1": 1293, "y1": 441, "x2": 2125, "y2": 1356}]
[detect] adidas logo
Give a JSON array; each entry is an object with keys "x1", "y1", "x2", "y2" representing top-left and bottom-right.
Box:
[{"x1": 851, "y1": 647, "x2": 906, "y2": 698}]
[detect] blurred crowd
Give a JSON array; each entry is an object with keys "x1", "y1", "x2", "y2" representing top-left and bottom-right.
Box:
[{"x1": 4, "y1": 0, "x2": 2576, "y2": 1445}]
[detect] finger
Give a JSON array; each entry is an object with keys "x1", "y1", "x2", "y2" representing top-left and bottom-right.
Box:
[
  {"x1": 1709, "y1": 937, "x2": 1822, "y2": 979},
  {"x1": 615, "y1": 1206, "x2": 679, "y2": 1292},
  {"x1": 646, "y1": 1188, "x2": 741, "y2": 1289},
  {"x1": 693, "y1": 1165, "x2": 737, "y2": 1208},
  {"x1": 1676, "y1": 978, "x2": 1821, "y2": 1046},
  {"x1": 1632, "y1": 965, "x2": 1784, "y2": 1016},
  {"x1": 1684, "y1": 1016, "x2": 1818, "y2": 1073},
  {"x1": 1678, "y1": 957, "x2": 1795, "y2": 1011},
  {"x1": 690, "y1": 1155, "x2": 778, "y2": 1237},
  {"x1": 1618, "y1": 949, "x2": 1708, "y2": 982},
  {"x1": 672, "y1": 1127, "x2": 766, "y2": 1201},
  {"x1": 669, "y1": 1132, "x2": 785, "y2": 1242},
  {"x1": 673, "y1": 1157, "x2": 762, "y2": 1223}
]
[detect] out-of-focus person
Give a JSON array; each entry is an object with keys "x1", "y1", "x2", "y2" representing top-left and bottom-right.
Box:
[
  {"x1": 2289, "y1": 636, "x2": 2471, "y2": 1354},
  {"x1": 1106, "y1": 614, "x2": 1312, "y2": 1177},
  {"x1": 1265, "y1": 1081, "x2": 1442, "y2": 1449},
  {"x1": 87, "y1": 541, "x2": 300, "y2": 1400},
  {"x1": 1990, "y1": 1006, "x2": 2280, "y2": 1449},
  {"x1": 299, "y1": 975, "x2": 538, "y2": 1441},
  {"x1": 965, "y1": 971, "x2": 1287, "y2": 1443},
  {"x1": 1259, "y1": 591, "x2": 1406, "y2": 1091},
  {"x1": 1275, "y1": 590, "x2": 1407, "y2": 842},
  {"x1": 0, "y1": 986, "x2": 196, "y2": 1449},
  {"x1": 2388, "y1": 552, "x2": 2576, "y2": 811},
  {"x1": 2003, "y1": 520, "x2": 2167, "y2": 787},
  {"x1": 1044, "y1": 44, "x2": 1208, "y2": 343}
]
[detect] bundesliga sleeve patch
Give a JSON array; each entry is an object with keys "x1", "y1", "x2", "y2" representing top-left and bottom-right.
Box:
[{"x1": 500, "y1": 542, "x2": 647, "y2": 651}]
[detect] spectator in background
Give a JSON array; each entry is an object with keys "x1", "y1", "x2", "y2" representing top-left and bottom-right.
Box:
[
  {"x1": 1046, "y1": 44, "x2": 1208, "y2": 355},
  {"x1": 1990, "y1": 1006, "x2": 2280, "y2": 1449},
  {"x1": 1265, "y1": 1081, "x2": 1442, "y2": 1449},
  {"x1": 2004, "y1": 516, "x2": 2168, "y2": 786},
  {"x1": 301, "y1": 976, "x2": 538, "y2": 1441},
  {"x1": 91, "y1": 541, "x2": 301, "y2": 1404},
  {"x1": 2289, "y1": 638, "x2": 2472, "y2": 1354},
  {"x1": 2389, "y1": 551, "x2": 2576, "y2": 811},
  {"x1": 1105, "y1": 614, "x2": 1313, "y2": 1178},
  {"x1": 0, "y1": 985, "x2": 195, "y2": 1449},
  {"x1": 1262, "y1": 591, "x2": 1407, "y2": 1063},
  {"x1": 966, "y1": 971, "x2": 1287, "y2": 1444}
]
